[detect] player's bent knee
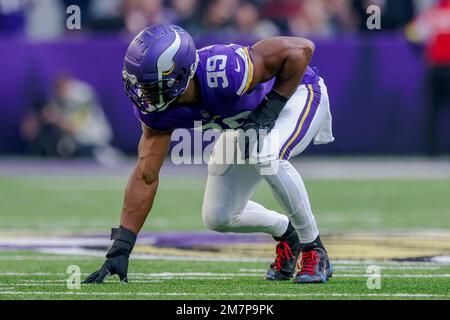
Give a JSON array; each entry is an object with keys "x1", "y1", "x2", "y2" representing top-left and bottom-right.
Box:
[{"x1": 201, "y1": 203, "x2": 231, "y2": 232}]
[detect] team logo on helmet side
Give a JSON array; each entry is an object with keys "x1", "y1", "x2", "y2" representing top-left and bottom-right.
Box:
[
  {"x1": 123, "y1": 24, "x2": 198, "y2": 114},
  {"x1": 161, "y1": 64, "x2": 175, "y2": 76},
  {"x1": 157, "y1": 29, "x2": 181, "y2": 79}
]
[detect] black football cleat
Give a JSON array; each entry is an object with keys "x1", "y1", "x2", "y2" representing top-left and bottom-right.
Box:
[
  {"x1": 293, "y1": 247, "x2": 333, "y2": 284},
  {"x1": 266, "y1": 239, "x2": 302, "y2": 281}
]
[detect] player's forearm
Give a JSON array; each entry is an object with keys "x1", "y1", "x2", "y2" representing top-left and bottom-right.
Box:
[
  {"x1": 118, "y1": 127, "x2": 170, "y2": 234},
  {"x1": 120, "y1": 167, "x2": 159, "y2": 235}
]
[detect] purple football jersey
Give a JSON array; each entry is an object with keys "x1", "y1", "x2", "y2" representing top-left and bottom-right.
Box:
[{"x1": 134, "y1": 44, "x2": 319, "y2": 131}]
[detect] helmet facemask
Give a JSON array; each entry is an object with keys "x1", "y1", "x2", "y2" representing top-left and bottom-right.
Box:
[{"x1": 123, "y1": 70, "x2": 179, "y2": 113}]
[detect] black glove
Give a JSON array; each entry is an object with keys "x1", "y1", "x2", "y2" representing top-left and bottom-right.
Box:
[
  {"x1": 239, "y1": 89, "x2": 288, "y2": 159},
  {"x1": 82, "y1": 226, "x2": 137, "y2": 284}
]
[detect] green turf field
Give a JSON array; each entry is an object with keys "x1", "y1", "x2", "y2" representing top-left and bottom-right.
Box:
[
  {"x1": 0, "y1": 251, "x2": 449, "y2": 300},
  {"x1": 0, "y1": 175, "x2": 449, "y2": 300},
  {"x1": 1, "y1": 177, "x2": 450, "y2": 233}
]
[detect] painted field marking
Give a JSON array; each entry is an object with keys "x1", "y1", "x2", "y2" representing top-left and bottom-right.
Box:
[
  {"x1": 0, "y1": 256, "x2": 98, "y2": 261},
  {"x1": 239, "y1": 265, "x2": 442, "y2": 272},
  {"x1": 0, "y1": 291, "x2": 447, "y2": 298},
  {"x1": 1, "y1": 254, "x2": 449, "y2": 267},
  {"x1": 13, "y1": 283, "x2": 68, "y2": 287},
  {"x1": 3, "y1": 250, "x2": 450, "y2": 265},
  {"x1": 0, "y1": 272, "x2": 66, "y2": 276},
  {"x1": 1, "y1": 272, "x2": 450, "y2": 279},
  {"x1": 331, "y1": 265, "x2": 443, "y2": 270},
  {"x1": 0, "y1": 272, "x2": 261, "y2": 278},
  {"x1": 16, "y1": 279, "x2": 161, "y2": 283}
]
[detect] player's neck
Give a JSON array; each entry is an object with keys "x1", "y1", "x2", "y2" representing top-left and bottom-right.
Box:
[{"x1": 177, "y1": 76, "x2": 200, "y2": 105}]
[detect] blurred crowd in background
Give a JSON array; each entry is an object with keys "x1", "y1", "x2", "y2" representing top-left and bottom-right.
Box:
[
  {"x1": 0, "y1": 0, "x2": 442, "y2": 40},
  {"x1": 1, "y1": 0, "x2": 449, "y2": 159}
]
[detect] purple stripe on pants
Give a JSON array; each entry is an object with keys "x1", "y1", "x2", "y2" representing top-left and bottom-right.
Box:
[
  {"x1": 278, "y1": 85, "x2": 312, "y2": 159},
  {"x1": 279, "y1": 81, "x2": 322, "y2": 160}
]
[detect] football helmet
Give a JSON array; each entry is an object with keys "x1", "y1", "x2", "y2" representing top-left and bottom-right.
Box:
[{"x1": 123, "y1": 24, "x2": 198, "y2": 113}]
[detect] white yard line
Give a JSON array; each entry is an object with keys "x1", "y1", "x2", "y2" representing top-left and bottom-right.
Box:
[
  {"x1": 325, "y1": 259, "x2": 450, "y2": 265},
  {"x1": 0, "y1": 272, "x2": 262, "y2": 277},
  {"x1": 0, "y1": 291, "x2": 446, "y2": 298},
  {"x1": 1, "y1": 254, "x2": 449, "y2": 266},
  {"x1": 0, "y1": 272, "x2": 66, "y2": 276},
  {"x1": 0, "y1": 256, "x2": 98, "y2": 261},
  {"x1": 14, "y1": 279, "x2": 161, "y2": 284},
  {"x1": 2, "y1": 250, "x2": 450, "y2": 265},
  {"x1": 13, "y1": 284, "x2": 68, "y2": 287},
  {"x1": 334, "y1": 274, "x2": 450, "y2": 278},
  {"x1": 239, "y1": 265, "x2": 442, "y2": 272},
  {"x1": 1, "y1": 272, "x2": 449, "y2": 279},
  {"x1": 332, "y1": 266, "x2": 441, "y2": 270}
]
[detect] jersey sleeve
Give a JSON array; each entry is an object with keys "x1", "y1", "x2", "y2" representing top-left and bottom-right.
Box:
[
  {"x1": 227, "y1": 44, "x2": 254, "y2": 97},
  {"x1": 201, "y1": 44, "x2": 254, "y2": 98}
]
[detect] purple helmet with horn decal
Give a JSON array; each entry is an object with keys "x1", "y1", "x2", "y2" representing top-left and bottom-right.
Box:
[{"x1": 122, "y1": 24, "x2": 198, "y2": 113}]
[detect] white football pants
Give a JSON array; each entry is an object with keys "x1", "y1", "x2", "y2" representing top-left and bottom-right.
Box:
[{"x1": 202, "y1": 78, "x2": 334, "y2": 243}]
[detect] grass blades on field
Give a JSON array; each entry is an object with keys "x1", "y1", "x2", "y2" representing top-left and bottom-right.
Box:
[
  {"x1": 0, "y1": 176, "x2": 449, "y2": 300},
  {"x1": 0, "y1": 177, "x2": 450, "y2": 233},
  {"x1": 0, "y1": 251, "x2": 449, "y2": 300}
]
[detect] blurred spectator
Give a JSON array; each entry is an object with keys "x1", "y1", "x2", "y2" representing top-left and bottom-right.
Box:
[
  {"x1": 123, "y1": 0, "x2": 175, "y2": 36},
  {"x1": 0, "y1": 0, "x2": 27, "y2": 35},
  {"x1": 202, "y1": 0, "x2": 238, "y2": 32},
  {"x1": 0, "y1": 0, "x2": 441, "y2": 40},
  {"x1": 263, "y1": 0, "x2": 302, "y2": 33},
  {"x1": 288, "y1": 0, "x2": 332, "y2": 37},
  {"x1": 25, "y1": 0, "x2": 64, "y2": 40},
  {"x1": 190, "y1": 0, "x2": 239, "y2": 44},
  {"x1": 413, "y1": 0, "x2": 438, "y2": 13},
  {"x1": 87, "y1": 0, "x2": 124, "y2": 32},
  {"x1": 21, "y1": 75, "x2": 121, "y2": 164},
  {"x1": 169, "y1": 0, "x2": 201, "y2": 35},
  {"x1": 327, "y1": 0, "x2": 359, "y2": 34},
  {"x1": 407, "y1": 0, "x2": 450, "y2": 155},
  {"x1": 234, "y1": 0, "x2": 280, "y2": 39}
]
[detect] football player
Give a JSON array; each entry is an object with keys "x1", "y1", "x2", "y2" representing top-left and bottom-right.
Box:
[{"x1": 83, "y1": 24, "x2": 334, "y2": 284}]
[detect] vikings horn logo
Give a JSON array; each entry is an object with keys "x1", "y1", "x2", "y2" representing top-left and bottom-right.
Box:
[{"x1": 157, "y1": 28, "x2": 181, "y2": 78}]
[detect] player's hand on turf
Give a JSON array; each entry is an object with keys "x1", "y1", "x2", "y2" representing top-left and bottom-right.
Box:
[
  {"x1": 83, "y1": 254, "x2": 129, "y2": 284},
  {"x1": 83, "y1": 226, "x2": 137, "y2": 284}
]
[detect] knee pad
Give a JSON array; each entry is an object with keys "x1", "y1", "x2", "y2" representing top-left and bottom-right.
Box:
[{"x1": 201, "y1": 202, "x2": 231, "y2": 232}]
